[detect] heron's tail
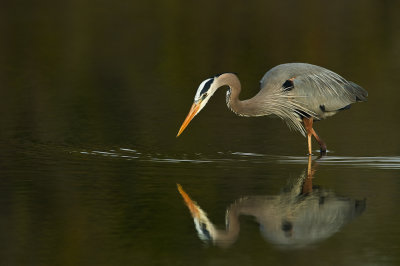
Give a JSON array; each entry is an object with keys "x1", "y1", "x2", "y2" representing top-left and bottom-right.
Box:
[{"x1": 347, "y1": 81, "x2": 368, "y2": 102}]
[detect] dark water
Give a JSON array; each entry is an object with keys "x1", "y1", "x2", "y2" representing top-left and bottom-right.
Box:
[{"x1": 1, "y1": 0, "x2": 400, "y2": 265}]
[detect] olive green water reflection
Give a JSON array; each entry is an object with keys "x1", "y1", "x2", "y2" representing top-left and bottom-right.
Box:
[{"x1": 1, "y1": 0, "x2": 400, "y2": 265}]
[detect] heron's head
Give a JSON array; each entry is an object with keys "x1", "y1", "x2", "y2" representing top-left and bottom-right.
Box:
[
  {"x1": 177, "y1": 184, "x2": 217, "y2": 243},
  {"x1": 177, "y1": 77, "x2": 218, "y2": 137}
]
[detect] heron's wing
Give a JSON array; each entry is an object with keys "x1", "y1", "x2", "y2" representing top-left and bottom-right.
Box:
[{"x1": 291, "y1": 69, "x2": 367, "y2": 119}]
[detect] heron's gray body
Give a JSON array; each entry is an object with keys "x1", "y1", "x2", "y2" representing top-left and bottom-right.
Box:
[
  {"x1": 259, "y1": 63, "x2": 367, "y2": 120},
  {"x1": 229, "y1": 63, "x2": 368, "y2": 135}
]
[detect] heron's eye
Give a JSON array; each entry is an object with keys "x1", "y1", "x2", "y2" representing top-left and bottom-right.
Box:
[
  {"x1": 200, "y1": 79, "x2": 214, "y2": 95},
  {"x1": 282, "y1": 79, "x2": 294, "y2": 91},
  {"x1": 201, "y1": 93, "x2": 208, "y2": 100}
]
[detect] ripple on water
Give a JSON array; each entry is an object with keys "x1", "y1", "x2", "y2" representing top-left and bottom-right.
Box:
[
  {"x1": 72, "y1": 148, "x2": 400, "y2": 170},
  {"x1": 278, "y1": 155, "x2": 400, "y2": 169}
]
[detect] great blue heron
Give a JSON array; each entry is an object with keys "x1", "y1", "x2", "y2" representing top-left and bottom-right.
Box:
[
  {"x1": 177, "y1": 63, "x2": 368, "y2": 154},
  {"x1": 177, "y1": 157, "x2": 366, "y2": 248}
]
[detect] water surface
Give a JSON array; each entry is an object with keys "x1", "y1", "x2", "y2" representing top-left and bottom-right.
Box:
[{"x1": 1, "y1": 142, "x2": 400, "y2": 265}]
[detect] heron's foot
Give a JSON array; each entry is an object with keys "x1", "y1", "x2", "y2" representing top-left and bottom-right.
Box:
[
  {"x1": 319, "y1": 145, "x2": 327, "y2": 156},
  {"x1": 318, "y1": 141, "x2": 327, "y2": 152}
]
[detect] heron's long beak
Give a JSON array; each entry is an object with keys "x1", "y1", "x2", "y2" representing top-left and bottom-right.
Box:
[
  {"x1": 176, "y1": 102, "x2": 201, "y2": 137},
  {"x1": 177, "y1": 184, "x2": 200, "y2": 218}
]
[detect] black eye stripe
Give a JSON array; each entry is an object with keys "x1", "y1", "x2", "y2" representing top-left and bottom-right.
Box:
[
  {"x1": 200, "y1": 223, "x2": 211, "y2": 239},
  {"x1": 282, "y1": 79, "x2": 294, "y2": 91},
  {"x1": 200, "y1": 79, "x2": 214, "y2": 95}
]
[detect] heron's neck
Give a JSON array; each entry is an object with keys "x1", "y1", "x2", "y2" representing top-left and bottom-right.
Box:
[
  {"x1": 214, "y1": 207, "x2": 240, "y2": 248},
  {"x1": 216, "y1": 73, "x2": 264, "y2": 117}
]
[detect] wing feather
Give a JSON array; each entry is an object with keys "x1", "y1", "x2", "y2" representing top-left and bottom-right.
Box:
[
  {"x1": 257, "y1": 63, "x2": 368, "y2": 135},
  {"x1": 291, "y1": 68, "x2": 367, "y2": 119}
]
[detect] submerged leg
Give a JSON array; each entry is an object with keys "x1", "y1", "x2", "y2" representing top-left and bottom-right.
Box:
[
  {"x1": 302, "y1": 155, "x2": 322, "y2": 194},
  {"x1": 302, "y1": 155, "x2": 314, "y2": 194}
]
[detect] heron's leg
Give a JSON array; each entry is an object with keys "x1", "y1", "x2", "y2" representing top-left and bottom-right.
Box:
[
  {"x1": 303, "y1": 117, "x2": 327, "y2": 154},
  {"x1": 302, "y1": 118, "x2": 313, "y2": 155},
  {"x1": 310, "y1": 128, "x2": 327, "y2": 153},
  {"x1": 307, "y1": 134, "x2": 312, "y2": 155}
]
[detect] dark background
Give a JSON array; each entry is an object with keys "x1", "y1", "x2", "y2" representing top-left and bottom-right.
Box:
[
  {"x1": 1, "y1": 0, "x2": 399, "y2": 154},
  {"x1": 1, "y1": 0, "x2": 400, "y2": 265}
]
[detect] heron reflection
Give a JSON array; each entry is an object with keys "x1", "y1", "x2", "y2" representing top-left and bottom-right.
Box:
[{"x1": 178, "y1": 157, "x2": 365, "y2": 248}]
